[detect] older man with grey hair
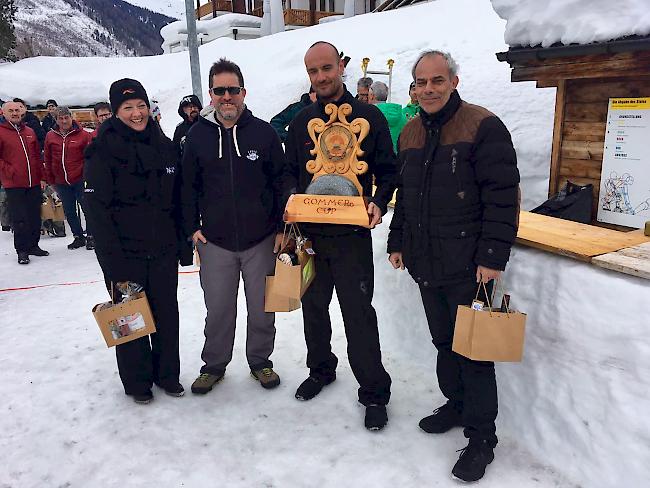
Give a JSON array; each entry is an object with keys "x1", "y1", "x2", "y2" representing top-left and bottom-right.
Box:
[
  {"x1": 369, "y1": 80, "x2": 407, "y2": 152},
  {"x1": 44, "y1": 105, "x2": 94, "y2": 250},
  {"x1": 356, "y1": 76, "x2": 373, "y2": 103},
  {"x1": 387, "y1": 49, "x2": 520, "y2": 482}
]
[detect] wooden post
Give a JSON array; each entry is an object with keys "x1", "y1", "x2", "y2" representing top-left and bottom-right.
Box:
[
  {"x1": 196, "y1": 0, "x2": 201, "y2": 19},
  {"x1": 549, "y1": 79, "x2": 566, "y2": 197}
]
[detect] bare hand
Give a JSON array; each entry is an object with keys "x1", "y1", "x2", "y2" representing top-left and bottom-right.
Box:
[
  {"x1": 192, "y1": 230, "x2": 207, "y2": 245},
  {"x1": 389, "y1": 252, "x2": 404, "y2": 270},
  {"x1": 40, "y1": 180, "x2": 47, "y2": 190},
  {"x1": 476, "y1": 265, "x2": 501, "y2": 283},
  {"x1": 273, "y1": 232, "x2": 285, "y2": 253},
  {"x1": 367, "y1": 202, "x2": 383, "y2": 229}
]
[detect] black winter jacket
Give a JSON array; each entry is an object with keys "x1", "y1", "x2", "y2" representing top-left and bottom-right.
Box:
[
  {"x1": 284, "y1": 88, "x2": 397, "y2": 236},
  {"x1": 180, "y1": 106, "x2": 285, "y2": 252},
  {"x1": 41, "y1": 113, "x2": 57, "y2": 134},
  {"x1": 270, "y1": 92, "x2": 312, "y2": 143},
  {"x1": 83, "y1": 117, "x2": 190, "y2": 282},
  {"x1": 387, "y1": 90, "x2": 519, "y2": 286}
]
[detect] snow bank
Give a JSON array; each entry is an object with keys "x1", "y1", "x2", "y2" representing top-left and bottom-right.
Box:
[
  {"x1": 491, "y1": 0, "x2": 650, "y2": 48},
  {"x1": 373, "y1": 215, "x2": 650, "y2": 487},
  {"x1": 0, "y1": 0, "x2": 555, "y2": 209}
]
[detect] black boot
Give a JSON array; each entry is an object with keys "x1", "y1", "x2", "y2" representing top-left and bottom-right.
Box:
[
  {"x1": 365, "y1": 404, "x2": 388, "y2": 431},
  {"x1": 17, "y1": 252, "x2": 29, "y2": 264},
  {"x1": 67, "y1": 236, "x2": 86, "y2": 250},
  {"x1": 295, "y1": 374, "x2": 336, "y2": 401},
  {"x1": 85, "y1": 235, "x2": 95, "y2": 250},
  {"x1": 419, "y1": 400, "x2": 463, "y2": 433},
  {"x1": 451, "y1": 439, "x2": 495, "y2": 482},
  {"x1": 1, "y1": 225, "x2": 10, "y2": 231},
  {"x1": 28, "y1": 246, "x2": 49, "y2": 257}
]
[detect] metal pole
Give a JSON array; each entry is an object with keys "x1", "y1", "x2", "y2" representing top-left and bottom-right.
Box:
[{"x1": 185, "y1": 0, "x2": 203, "y2": 103}]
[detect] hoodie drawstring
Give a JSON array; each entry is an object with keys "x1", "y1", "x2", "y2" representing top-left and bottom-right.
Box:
[
  {"x1": 217, "y1": 126, "x2": 223, "y2": 159},
  {"x1": 233, "y1": 125, "x2": 241, "y2": 158}
]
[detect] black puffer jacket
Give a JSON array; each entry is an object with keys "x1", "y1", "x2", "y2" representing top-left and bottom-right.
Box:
[
  {"x1": 83, "y1": 117, "x2": 190, "y2": 282},
  {"x1": 284, "y1": 88, "x2": 397, "y2": 236},
  {"x1": 180, "y1": 106, "x2": 285, "y2": 252},
  {"x1": 387, "y1": 90, "x2": 519, "y2": 287}
]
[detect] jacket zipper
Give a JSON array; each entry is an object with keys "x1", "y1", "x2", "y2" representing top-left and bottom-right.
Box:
[
  {"x1": 13, "y1": 123, "x2": 33, "y2": 187},
  {"x1": 59, "y1": 131, "x2": 70, "y2": 185},
  {"x1": 226, "y1": 128, "x2": 240, "y2": 251}
]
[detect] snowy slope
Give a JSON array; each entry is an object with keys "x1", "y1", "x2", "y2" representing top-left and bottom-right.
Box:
[
  {"x1": 491, "y1": 0, "x2": 650, "y2": 48},
  {"x1": 14, "y1": 0, "x2": 135, "y2": 57},
  {"x1": 125, "y1": 0, "x2": 186, "y2": 19}
]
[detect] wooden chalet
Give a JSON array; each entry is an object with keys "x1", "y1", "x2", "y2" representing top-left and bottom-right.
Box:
[{"x1": 497, "y1": 35, "x2": 650, "y2": 225}]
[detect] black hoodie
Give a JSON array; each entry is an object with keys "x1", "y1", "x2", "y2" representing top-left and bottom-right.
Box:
[
  {"x1": 173, "y1": 94, "x2": 203, "y2": 156},
  {"x1": 180, "y1": 106, "x2": 285, "y2": 252}
]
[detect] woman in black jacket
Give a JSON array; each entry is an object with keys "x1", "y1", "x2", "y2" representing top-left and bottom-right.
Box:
[{"x1": 84, "y1": 79, "x2": 191, "y2": 404}]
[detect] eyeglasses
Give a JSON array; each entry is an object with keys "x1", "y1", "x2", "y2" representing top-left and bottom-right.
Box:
[{"x1": 211, "y1": 86, "x2": 243, "y2": 96}]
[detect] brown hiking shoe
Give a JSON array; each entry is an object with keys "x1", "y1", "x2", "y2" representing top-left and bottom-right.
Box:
[
  {"x1": 250, "y1": 368, "x2": 280, "y2": 389},
  {"x1": 191, "y1": 372, "x2": 224, "y2": 394}
]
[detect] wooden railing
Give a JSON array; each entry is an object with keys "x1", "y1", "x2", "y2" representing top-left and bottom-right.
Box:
[
  {"x1": 196, "y1": 0, "x2": 235, "y2": 19},
  {"x1": 284, "y1": 9, "x2": 340, "y2": 26},
  {"x1": 196, "y1": 2, "x2": 341, "y2": 27}
]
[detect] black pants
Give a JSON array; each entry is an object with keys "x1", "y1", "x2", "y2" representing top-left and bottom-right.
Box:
[
  {"x1": 5, "y1": 186, "x2": 41, "y2": 253},
  {"x1": 419, "y1": 279, "x2": 498, "y2": 446},
  {"x1": 301, "y1": 230, "x2": 391, "y2": 406},
  {"x1": 102, "y1": 253, "x2": 180, "y2": 396}
]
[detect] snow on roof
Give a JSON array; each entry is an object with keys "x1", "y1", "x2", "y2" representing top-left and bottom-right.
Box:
[
  {"x1": 491, "y1": 0, "x2": 650, "y2": 48},
  {"x1": 160, "y1": 13, "x2": 262, "y2": 40}
]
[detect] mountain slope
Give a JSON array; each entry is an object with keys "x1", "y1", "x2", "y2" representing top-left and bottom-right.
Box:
[{"x1": 13, "y1": 0, "x2": 175, "y2": 58}]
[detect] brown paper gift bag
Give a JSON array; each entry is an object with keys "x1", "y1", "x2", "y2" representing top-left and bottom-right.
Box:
[
  {"x1": 264, "y1": 224, "x2": 316, "y2": 312},
  {"x1": 41, "y1": 195, "x2": 65, "y2": 222},
  {"x1": 92, "y1": 289, "x2": 156, "y2": 347},
  {"x1": 452, "y1": 282, "x2": 526, "y2": 362}
]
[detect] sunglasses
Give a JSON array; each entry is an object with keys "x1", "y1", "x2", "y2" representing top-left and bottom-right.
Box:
[{"x1": 211, "y1": 86, "x2": 243, "y2": 96}]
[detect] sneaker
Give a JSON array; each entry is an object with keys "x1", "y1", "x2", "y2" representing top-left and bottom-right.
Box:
[
  {"x1": 419, "y1": 401, "x2": 463, "y2": 434},
  {"x1": 191, "y1": 372, "x2": 224, "y2": 394},
  {"x1": 250, "y1": 367, "x2": 281, "y2": 389},
  {"x1": 17, "y1": 252, "x2": 29, "y2": 265},
  {"x1": 157, "y1": 382, "x2": 185, "y2": 397},
  {"x1": 1, "y1": 225, "x2": 10, "y2": 231},
  {"x1": 295, "y1": 374, "x2": 336, "y2": 401},
  {"x1": 131, "y1": 390, "x2": 154, "y2": 405},
  {"x1": 28, "y1": 246, "x2": 49, "y2": 257},
  {"x1": 365, "y1": 404, "x2": 388, "y2": 431},
  {"x1": 451, "y1": 439, "x2": 495, "y2": 482},
  {"x1": 85, "y1": 235, "x2": 95, "y2": 250},
  {"x1": 67, "y1": 236, "x2": 86, "y2": 250}
]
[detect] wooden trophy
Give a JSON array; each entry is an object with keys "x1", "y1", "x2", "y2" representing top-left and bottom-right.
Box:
[{"x1": 284, "y1": 103, "x2": 371, "y2": 227}]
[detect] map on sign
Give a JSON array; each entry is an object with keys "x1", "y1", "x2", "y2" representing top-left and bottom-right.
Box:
[{"x1": 597, "y1": 97, "x2": 650, "y2": 228}]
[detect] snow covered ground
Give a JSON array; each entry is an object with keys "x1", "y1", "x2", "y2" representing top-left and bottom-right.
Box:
[{"x1": 0, "y1": 218, "x2": 577, "y2": 488}]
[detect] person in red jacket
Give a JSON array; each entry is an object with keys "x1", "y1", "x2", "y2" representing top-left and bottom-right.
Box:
[
  {"x1": 90, "y1": 102, "x2": 112, "y2": 139},
  {"x1": 44, "y1": 106, "x2": 93, "y2": 250},
  {"x1": 0, "y1": 101, "x2": 49, "y2": 264}
]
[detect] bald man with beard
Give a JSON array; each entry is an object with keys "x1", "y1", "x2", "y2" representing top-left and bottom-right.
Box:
[{"x1": 283, "y1": 41, "x2": 397, "y2": 431}]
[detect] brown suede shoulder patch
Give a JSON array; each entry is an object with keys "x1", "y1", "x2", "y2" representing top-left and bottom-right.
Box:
[
  {"x1": 398, "y1": 117, "x2": 426, "y2": 152},
  {"x1": 440, "y1": 102, "x2": 494, "y2": 146}
]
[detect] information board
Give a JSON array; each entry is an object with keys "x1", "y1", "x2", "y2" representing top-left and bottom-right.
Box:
[{"x1": 597, "y1": 97, "x2": 650, "y2": 228}]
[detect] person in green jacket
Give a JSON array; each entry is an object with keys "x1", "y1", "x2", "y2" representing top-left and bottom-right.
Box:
[
  {"x1": 403, "y1": 81, "x2": 421, "y2": 120},
  {"x1": 369, "y1": 81, "x2": 407, "y2": 153},
  {"x1": 270, "y1": 87, "x2": 316, "y2": 143}
]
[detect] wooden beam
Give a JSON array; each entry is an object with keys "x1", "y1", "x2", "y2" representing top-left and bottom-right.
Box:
[
  {"x1": 549, "y1": 80, "x2": 566, "y2": 196},
  {"x1": 562, "y1": 121, "x2": 606, "y2": 141},
  {"x1": 558, "y1": 158, "x2": 602, "y2": 179},
  {"x1": 511, "y1": 51, "x2": 650, "y2": 82},
  {"x1": 560, "y1": 139, "x2": 604, "y2": 161},
  {"x1": 564, "y1": 101, "x2": 608, "y2": 122}
]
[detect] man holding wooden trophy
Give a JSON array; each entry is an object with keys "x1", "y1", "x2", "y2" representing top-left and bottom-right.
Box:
[{"x1": 283, "y1": 41, "x2": 397, "y2": 431}]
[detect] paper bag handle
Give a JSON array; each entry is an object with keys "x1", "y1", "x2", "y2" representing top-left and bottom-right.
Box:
[{"x1": 474, "y1": 279, "x2": 511, "y2": 317}]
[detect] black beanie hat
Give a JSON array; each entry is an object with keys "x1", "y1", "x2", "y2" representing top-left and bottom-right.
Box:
[
  {"x1": 46, "y1": 99, "x2": 58, "y2": 107},
  {"x1": 109, "y1": 78, "x2": 150, "y2": 112}
]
